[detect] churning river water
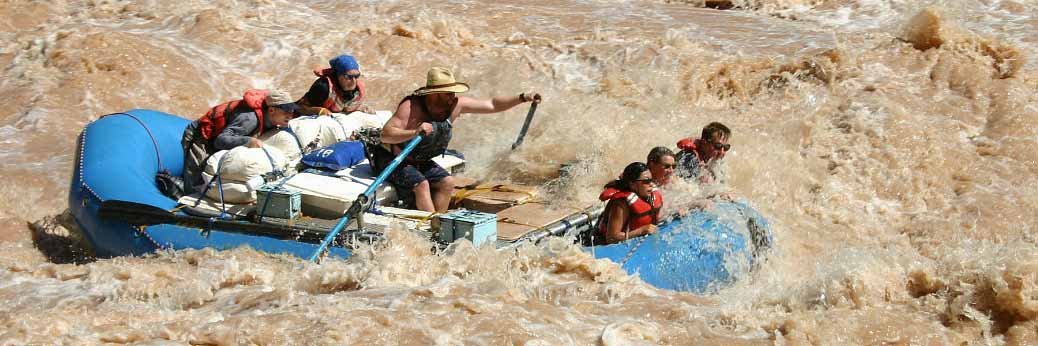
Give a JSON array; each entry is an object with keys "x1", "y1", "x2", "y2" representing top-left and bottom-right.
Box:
[{"x1": 1, "y1": 0, "x2": 1037, "y2": 344}]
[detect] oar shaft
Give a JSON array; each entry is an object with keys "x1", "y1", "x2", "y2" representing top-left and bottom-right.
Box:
[{"x1": 308, "y1": 136, "x2": 424, "y2": 262}]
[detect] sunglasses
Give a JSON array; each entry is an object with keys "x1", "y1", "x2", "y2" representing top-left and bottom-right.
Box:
[
  {"x1": 712, "y1": 142, "x2": 731, "y2": 151},
  {"x1": 342, "y1": 73, "x2": 362, "y2": 80},
  {"x1": 633, "y1": 178, "x2": 655, "y2": 184},
  {"x1": 656, "y1": 163, "x2": 677, "y2": 169}
]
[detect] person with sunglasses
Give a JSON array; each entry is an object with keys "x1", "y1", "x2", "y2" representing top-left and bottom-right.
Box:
[
  {"x1": 373, "y1": 67, "x2": 541, "y2": 213},
  {"x1": 594, "y1": 162, "x2": 662, "y2": 245},
  {"x1": 675, "y1": 122, "x2": 732, "y2": 186},
  {"x1": 296, "y1": 54, "x2": 373, "y2": 115},
  {"x1": 647, "y1": 146, "x2": 677, "y2": 187},
  {"x1": 647, "y1": 146, "x2": 715, "y2": 215}
]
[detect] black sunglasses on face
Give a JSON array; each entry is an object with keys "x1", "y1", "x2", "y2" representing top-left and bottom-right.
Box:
[
  {"x1": 712, "y1": 142, "x2": 731, "y2": 151},
  {"x1": 343, "y1": 73, "x2": 362, "y2": 80},
  {"x1": 633, "y1": 178, "x2": 655, "y2": 184}
]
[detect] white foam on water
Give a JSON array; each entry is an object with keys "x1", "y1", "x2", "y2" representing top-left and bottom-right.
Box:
[{"x1": 1, "y1": 0, "x2": 1037, "y2": 344}]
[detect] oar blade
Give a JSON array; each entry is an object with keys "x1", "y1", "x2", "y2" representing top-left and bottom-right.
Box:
[
  {"x1": 98, "y1": 200, "x2": 177, "y2": 225},
  {"x1": 511, "y1": 102, "x2": 538, "y2": 150}
]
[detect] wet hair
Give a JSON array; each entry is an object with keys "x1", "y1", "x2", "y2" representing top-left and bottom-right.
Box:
[
  {"x1": 700, "y1": 122, "x2": 731, "y2": 141},
  {"x1": 604, "y1": 162, "x2": 650, "y2": 192},
  {"x1": 646, "y1": 146, "x2": 675, "y2": 164}
]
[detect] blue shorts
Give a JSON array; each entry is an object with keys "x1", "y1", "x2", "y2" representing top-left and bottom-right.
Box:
[{"x1": 370, "y1": 145, "x2": 450, "y2": 189}]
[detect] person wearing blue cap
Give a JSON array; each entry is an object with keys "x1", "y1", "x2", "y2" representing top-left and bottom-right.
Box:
[{"x1": 297, "y1": 54, "x2": 372, "y2": 115}]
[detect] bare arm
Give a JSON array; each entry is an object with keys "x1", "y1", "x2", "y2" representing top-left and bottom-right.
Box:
[
  {"x1": 381, "y1": 99, "x2": 424, "y2": 144},
  {"x1": 458, "y1": 92, "x2": 541, "y2": 115},
  {"x1": 602, "y1": 200, "x2": 630, "y2": 244},
  {"x1": 603, "y1": 199, "x2": 659, "y2": 244}
]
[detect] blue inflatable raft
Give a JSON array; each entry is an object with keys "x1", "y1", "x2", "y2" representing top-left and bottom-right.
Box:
[{"x1": 68, "y1": 109, "x2": 771, "y2": 292}]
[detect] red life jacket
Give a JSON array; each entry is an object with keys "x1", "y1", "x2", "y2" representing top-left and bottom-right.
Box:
[
  {"x1": 597, "y1": 187, "x2": 663, "y2": 239},
  {"x1": 313, "y1": 68, "x2": 366, "y2": 113},
  {"x1": 676, "y1": 137, "x2": 701, "y2": 161},
  {"x1": 197, "y1": 89, "x2": 268, "y2": 140}
]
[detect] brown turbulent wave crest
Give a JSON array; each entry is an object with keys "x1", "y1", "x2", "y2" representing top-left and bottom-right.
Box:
[{"x1": 0, "y1": 0, "x2": 1037, "y2": 344}]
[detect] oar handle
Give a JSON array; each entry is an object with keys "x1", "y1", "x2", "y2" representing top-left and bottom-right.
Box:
[
  {"x1": 308, "y1": 135, "x2": 424, "y2": 262},
  {"x1": 511, "y1": 102, "x2": 538, "y2": 150}
]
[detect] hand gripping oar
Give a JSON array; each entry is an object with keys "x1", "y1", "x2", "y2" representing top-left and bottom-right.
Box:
[
  {"x1": 511, "y1": 102, "x2": 538, "y2": 150},
  {"x1": 307, "y1": 135, "x2": 423, "y2": 262}
]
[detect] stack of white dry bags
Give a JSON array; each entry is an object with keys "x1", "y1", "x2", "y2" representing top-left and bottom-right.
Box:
[
  {"x1": 258, "y1": 111, "x2": 393, "y2": 164},
  {"x1": 201, "y1": 146, "x2": 288, "y2": 203},
  {"x1": 277, "y1": 111, "x2": 395, "y2": 218},
  {"x1": 202, "y1": 111, "x2": 391, "y2": 206},
  {"x1": 199, "y1": 111, "x2": 460, "y2": 219}
]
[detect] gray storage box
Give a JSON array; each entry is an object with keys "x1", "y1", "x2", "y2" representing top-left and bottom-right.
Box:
[
  {"x1": 435, "y1": 209, "x2": 497, "y2": 247},
  {"x1": 256, "y1": 184, "x2": 301, "y2": 219}
]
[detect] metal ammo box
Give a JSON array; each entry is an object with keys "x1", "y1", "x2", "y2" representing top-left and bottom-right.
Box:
[
  {"x1": 435, "y1": 210, "x2": 497, "y2": 247},
  {"x1": 255, "y1": 184, "x2": 301, "y2": 219}
]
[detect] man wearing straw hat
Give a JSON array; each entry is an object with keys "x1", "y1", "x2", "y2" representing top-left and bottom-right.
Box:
[{"x1": 373, "y1": 67, "x2": 541, "y2": 213}]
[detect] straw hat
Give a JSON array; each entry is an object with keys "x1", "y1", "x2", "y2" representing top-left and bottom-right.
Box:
[{"x1": 412, "y1": 67, "x2": 470, "y2": 96}]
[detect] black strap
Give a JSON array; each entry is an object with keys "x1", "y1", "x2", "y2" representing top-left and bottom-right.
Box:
[{"x1": 104, "y1": 112, "x2": 164, "y2": 171}]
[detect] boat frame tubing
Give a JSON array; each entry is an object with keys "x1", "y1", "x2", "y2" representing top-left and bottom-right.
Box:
[{"x1": 498, "y1": 205, "x2": 604, "y2": 251}]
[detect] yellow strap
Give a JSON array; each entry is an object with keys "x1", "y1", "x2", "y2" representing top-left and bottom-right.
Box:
[
  {"x1": 498, "y1": 217, "x2": 542, "y2": 229},
  {"x1": 419, "y1": 212, "x2": 440, "y2": 223},
  {"x1": 518, "y1": 200, "x2": 586, "y2": 213},
  {"x1": 451, "y1": 184, "x2": 538, "y2": 205},
  {"x1": 383, "y1": 212, "x2": 441, "y2": 224}
]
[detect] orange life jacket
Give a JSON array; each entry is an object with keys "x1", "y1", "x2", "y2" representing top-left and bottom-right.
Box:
[
  {"x1": 597, "y1": 187, "x2": 663, "y2": 239},
  {"x1": 313, "y1": 68, "x2": 366, "y2": 113},
  {"x1": 197, "y1": 89, "x2": 268, "y2": 140},
  {"x1": 676, "y1": 137, "x2": 701, "y2": 161}
]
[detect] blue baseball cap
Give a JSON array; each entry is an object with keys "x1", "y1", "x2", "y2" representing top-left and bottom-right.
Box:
[{"x1": 329, "y1": 55, "x2": 360, "y2": 75}]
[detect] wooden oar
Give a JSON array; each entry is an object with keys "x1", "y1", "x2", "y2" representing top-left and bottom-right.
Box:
[
  {"x1": 307, "y1": 135, "x2": 423, "y2": 262},
  {"x1": 511, "y1": 102, "x2": 538, "y2": 150},
  {"x1": 98, "y1": 199, "x2": 316, "y2": 239}
]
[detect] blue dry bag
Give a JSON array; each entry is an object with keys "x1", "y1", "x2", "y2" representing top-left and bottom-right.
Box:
[{"x1": 302, "y1": 141, "x2": 367, "y2": 171}]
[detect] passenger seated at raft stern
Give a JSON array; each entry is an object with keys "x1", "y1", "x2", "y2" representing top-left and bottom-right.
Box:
[
  {"x1": 675, "y1": 122, "x2": 732, "y2": 190},
  {"x1": 595, "y1": 162, "x2": 663, "y2": 245},
  {"x1": 181, "y1": 89, "x2": 298, "y2": 194},
  {"x1": 373, "y1": 67, "x2": 541, "y2": 213},
  {"x1": 296, "y1": 54, "x2": 373, "y2": 116}
]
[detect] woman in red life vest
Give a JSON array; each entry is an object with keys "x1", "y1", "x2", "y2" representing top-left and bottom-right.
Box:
[
  {"x1": 596, "y1": 162, "x2": 663, "y2": 245},
  {"x1": 296, "y1": 54, "x2": 371, "y2": 115},
  {"x1": 180, "y1": 89, "x2": 298, "y2": 193}
]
